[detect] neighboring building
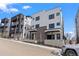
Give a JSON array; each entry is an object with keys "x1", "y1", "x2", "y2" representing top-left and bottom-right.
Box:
[
  {"x1": 75, "y1": 9, "x2": 79, "y2": 43},
  {"x1": 27, "y1": 8, "x2": 64, "y2": 45},
  {"x1": 0, "y1": 14, "x2": 33, "y2": 40},
  {"x1": 9, "y1": 14, "x2": 33, "y2": 40},
  {"x1": 23, "y1": 16, "x2": 33, "y2": 40},
  {"x1": 0, "y1": 18, "x2": 10, "y2": 38}
]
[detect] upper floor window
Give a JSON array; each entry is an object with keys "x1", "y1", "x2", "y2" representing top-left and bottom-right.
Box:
[
  {"x1": 35, "y1": 24, "x2": 39, "y2": 28},
  {"x1": 32, "y1": 25, "x2": 34, "y2": 28},
  {"x1": 49, "y1": 14, "x2": 54, "y2": 19},
  {"x1": 49, "y1": 23, "x2": 55, "y2": 29},
  {"x1": 36, "y1": 16, "x2": 40, "y2": 21},
  {"x1": 25, "y1": 27, "x2": 26, "y2": 29},
  {"x1": 21, "y1": 17, "x2": 24, "y2": 20},
  {"x1": 21, "y1": 25, "x2": 23, "y2": 29},
  {"x1": 24, "y1": 33, "x2": 26, "y2": 36},
  {"x1": 57, "y1": 22, "x2": 60, "y2": 26},
  {"x1": 56, "y1": 12, "x2": 60, "y2": 16},
  {"x1": 33, "y1": 18, "x2": 34, "y2": 20}
]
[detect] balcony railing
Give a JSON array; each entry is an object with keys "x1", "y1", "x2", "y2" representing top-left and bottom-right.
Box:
[{"x1": 1, "y1": 19, "x2": 8, "y2": 23}]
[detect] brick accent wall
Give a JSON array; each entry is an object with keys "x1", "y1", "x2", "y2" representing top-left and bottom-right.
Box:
[{"x1": 35, "y1": 26, "x2": 47, "y2": 44}]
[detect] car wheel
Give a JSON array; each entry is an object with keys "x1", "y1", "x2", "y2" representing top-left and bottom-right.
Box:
[{"x1": 65, "y1": 50, "x2": 77, "y2": 56}]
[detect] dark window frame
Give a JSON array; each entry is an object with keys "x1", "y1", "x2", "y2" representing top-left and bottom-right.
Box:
[
  {"x1": 36, "y1": 16, "x2": 40, "y2": 21},
  {"x1": 49, "y1": 23, "x2": 55, "y2": 29},
  {"x1": 35, "y1": 24, "x2": 39, "y2": 28},
  {"x1": 49, "y1": 14, "x2": 55, "y2": 19},
  {"x1": 57, "y1": 22, "x2": 60, "y2": 26},
  {"x1": 25, "y1": 27, "x2": 26, "y2": 29},
  {"x1": 56, "y1": 12, "x2": 60, "y2": 16},
  {"x1": 52, "y1": 34, "x2": 55, "y2": 39}
]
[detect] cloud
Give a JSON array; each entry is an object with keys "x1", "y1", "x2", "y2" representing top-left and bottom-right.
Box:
[
  {"x1": 0, "y1": 3, "x2": 18, "y2": 13},
  {"x1": 23, "y1": 5, "x2": 32, "y2": 10},
  {"x1": 0, "y1": 3, "x2": 9, "y2": 12},
  {"x1": 0, "y1": 4, "x2": 31, "y2": 13},
  {"x1": 9, "y1": 8, "x2": 19, "y2": 13}
]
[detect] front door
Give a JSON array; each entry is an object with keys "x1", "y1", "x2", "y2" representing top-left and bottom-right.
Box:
[{"x1": 32, "y1": 33, "x2": 35, "y2": 40}]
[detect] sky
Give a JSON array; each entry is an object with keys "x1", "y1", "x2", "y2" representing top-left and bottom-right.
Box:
[{"x1": 0, "y1": 3, "x2": 79, "y2": 33}]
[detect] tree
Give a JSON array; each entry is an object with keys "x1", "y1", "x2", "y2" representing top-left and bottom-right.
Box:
[{"x1": 64, "y1": 32, "x2": 73, "y2": 40}]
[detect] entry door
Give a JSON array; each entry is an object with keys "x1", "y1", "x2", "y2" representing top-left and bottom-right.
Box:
[
  {"x1": 32, "y1": 34, "x2": 34, "y2": 39},
  {"x1": 32, "y1": 33, "x2": 35, "y2": 40}
]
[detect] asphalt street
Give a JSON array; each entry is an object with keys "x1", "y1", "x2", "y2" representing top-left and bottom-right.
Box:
[{"x1": 0, "y1": 38, "x2": 61, "y2": 56}]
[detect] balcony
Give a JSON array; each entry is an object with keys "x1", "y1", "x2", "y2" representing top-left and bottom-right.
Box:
[
  {"x1": 11, "y1": 16, "x2": 24, "y2": 23},
  {"x1": 1, "y1": 18, "x2": 9, "y2": 23},
  {"x1": 16, "y1": 29, "x2": 23, "y2": 33},
  {"x1": 11, "y1": 18, "x2": 17, "y2": 22},
  {"x1": 10, "y1": 25, "x2": 16, "y2": 28},
  {"x1": 10, "y1": 28, "x2": 23, "y2": 34},
  {"x1": 10, "y1": 30, "x2": 15, "y2": 34},
  {"x1": 0, "y1": 25, "x2": 8, "y2": 29}
]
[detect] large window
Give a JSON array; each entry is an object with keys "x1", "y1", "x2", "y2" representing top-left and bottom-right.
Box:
[
  {"x1": 35, "y1": 24, "x2": 39, "y2": 28},
  {"x1": 47, "y1": 34, "x2": 55, "y2": 40},
  {"x1": 56, "y1": 34, "x2": 60, "y2": 39},
  {"x1": 52, "y1": 34, "x2": 55, "y2": 39},
  {"x1": 36, "y1": 16, "x2": 40, "y2": 21},
  {"x1": 49, "y1": 23, "x2": 55, "y2": 29},
  {"x1": 47, "y1": 35, "x2": 51, "y2": 39},
  {"x1": 57, "y1": 22, "x2": 60, "y2": 26},
  {"x1": 49, "y1": 14, "x2": 54, "y2": 19},
  {"x1": 56, "y1": 12, "x2": 60, "y2": 16}
]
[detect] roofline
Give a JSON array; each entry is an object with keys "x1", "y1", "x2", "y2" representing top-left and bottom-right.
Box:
[
  {"x1": 1, "y1": 18, "x2": 9, "y2": 20},
  {"x1": 32, "y1": 7, "x2": 61, "y2": 16},
  {"x1": 11, "y1": 13, "x2": 32, "y2": 18}
]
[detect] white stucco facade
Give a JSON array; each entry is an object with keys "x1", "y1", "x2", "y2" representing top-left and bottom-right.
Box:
[
  {"x1": 32, "y1": 8, "x2": 63, "y2": 29},
  {"x1": 31, "y1": 8, "x2": 64, "y2": 40},
  {"x1": 22, "y1": 16, "x2": 33, "y2": 40}
]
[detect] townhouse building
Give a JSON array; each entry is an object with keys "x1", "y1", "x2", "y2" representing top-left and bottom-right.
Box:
[{"x1": 26, "y1": 8, "x2": 64, "y2": 46}]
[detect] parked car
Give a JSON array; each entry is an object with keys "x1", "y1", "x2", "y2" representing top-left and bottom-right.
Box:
[{"x1": 61, "y1": 44, "x2": 79, "y2": 56}]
